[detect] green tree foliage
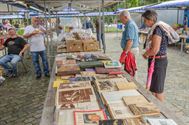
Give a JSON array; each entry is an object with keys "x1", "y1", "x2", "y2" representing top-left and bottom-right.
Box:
[{"x1": 102, "y1": 0, "x2": 171, "y2": 24}]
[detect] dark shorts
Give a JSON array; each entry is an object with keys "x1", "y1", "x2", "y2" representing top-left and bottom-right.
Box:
[{"x1": 148, "y1": 57, "x2": 168, "y2": 93}]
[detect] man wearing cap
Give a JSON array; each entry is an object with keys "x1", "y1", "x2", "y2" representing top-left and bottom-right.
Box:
[
  {"x1": 0, "y1": 27, "x2": 29, "y2": 77},
  {"x1": 24, "y1": 17, "x2": 49, "y2": 79}
]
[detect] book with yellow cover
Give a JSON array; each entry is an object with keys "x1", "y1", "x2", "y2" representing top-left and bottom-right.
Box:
[
  {"x1": 123, "y1": 95, "x2": 149, "y2": 106},
  {"x1": 53, "y1": 79, "x2": 70, "y2": 88},
  {"x1": 116, "y1": 82, "x2": 137, "y2": 90}
]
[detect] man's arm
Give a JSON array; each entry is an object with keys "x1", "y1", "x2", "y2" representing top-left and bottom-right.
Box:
[
  {"x1": 23, "y1": 31, "x2": 38, "y2": 39},
  {"x1": 124, "y1": 39, "x2": 133, "y2": 52},
  {"x1": 19, "y1": 43, "x2": 30, "y2": 57}
]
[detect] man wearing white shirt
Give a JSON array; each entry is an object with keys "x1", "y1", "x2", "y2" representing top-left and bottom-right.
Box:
[{"x1": 24, "y1": 17, "x2": 49, "y2": 79}]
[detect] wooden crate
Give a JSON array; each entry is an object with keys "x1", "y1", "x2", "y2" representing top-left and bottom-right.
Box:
[
  {"x1": 66, "y1": 40, "x2": 83, "y2": 52},
  {"x1": 83, "y1": 40, "x2": 99, "y2": 52}
]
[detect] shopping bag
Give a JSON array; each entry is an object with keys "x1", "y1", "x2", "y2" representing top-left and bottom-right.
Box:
[{"x1": 119, "y1": 51, "x2": 127, "y2": 64}]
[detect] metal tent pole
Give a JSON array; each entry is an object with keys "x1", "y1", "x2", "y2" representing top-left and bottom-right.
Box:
[
  {"x1": 56, "y1": 11, "x2": 59, "y2": 36},
  {"x1": 48, "y1": 6, "x2": 53, "y2": 56},
  {"x1": 98, "y1": 0, "x2": 102, "y2": 50},
  {"x1": 177, "y1": 9, "x2": 179, "y2": 24},
  {"x1": 44, "y1": 0, "x2": 51, "y2": 69},
  {"x1": 102, "y1": 0, "x2": 106, "y2": 53}
]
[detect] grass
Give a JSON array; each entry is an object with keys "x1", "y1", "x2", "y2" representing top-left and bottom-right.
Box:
[{"x1": 105, "y1": 27, "x2": 123, "y2": 33}]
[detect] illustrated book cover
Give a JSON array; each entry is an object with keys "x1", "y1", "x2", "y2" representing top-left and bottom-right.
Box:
[
  {"x1": 74, "y1": 109, "x2": 107, "y2": 125},
  {"x1": 104, "y1": 61, "x2": 121, "y2": 69}
]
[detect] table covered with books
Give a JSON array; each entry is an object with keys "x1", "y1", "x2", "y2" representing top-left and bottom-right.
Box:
[
  {"x1": 40, "y1": 29, "x2": 184, "y2": 125},
  {"x1": 39, "y1": 50, "x2": 185, "y2": 125}
]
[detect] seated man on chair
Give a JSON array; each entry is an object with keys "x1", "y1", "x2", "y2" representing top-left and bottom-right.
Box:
[{"x1": 0, "y1": 27, "x2": 29, "y2": 77}]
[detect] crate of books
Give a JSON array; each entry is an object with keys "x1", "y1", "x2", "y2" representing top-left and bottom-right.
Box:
[
  {"x1": 66, "y1": 40, "x2": 83, "y2": 52},
  {"x1": 83, "y1": 40, "x2": 99, "y2": 52}
]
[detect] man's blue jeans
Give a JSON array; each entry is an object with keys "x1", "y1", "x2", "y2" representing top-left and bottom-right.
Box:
[
  {"x1": 97, "y1": 33, "x2": 106, "y2": 52},
  {"x1": 31, "y1": 50, "x2": 49, "y2": 76},
  {"x1": 0, "y1": 54, "x2": 21, "y2": 75}
]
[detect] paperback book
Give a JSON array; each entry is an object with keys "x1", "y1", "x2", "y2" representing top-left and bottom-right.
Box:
[
  {"x1": 147, "y1": 118, "x2": 177, "y2": 125},
  {"x1": 104, "y1": 61, "x2": 122, "y2": 69},
  {"x1": 74, "y1": 109, "x2": 107, "y2": 125}
]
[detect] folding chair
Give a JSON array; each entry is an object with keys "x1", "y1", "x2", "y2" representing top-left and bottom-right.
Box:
[{"x1": 16, "y1": 54, "x2": 28, "y2": 74}]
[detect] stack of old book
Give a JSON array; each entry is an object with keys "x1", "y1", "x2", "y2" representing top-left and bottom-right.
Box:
[
  {"x1": 54, "y1": 53, "x2": 110, "y2": 125},
  {"x1": 101, "y1": 89, "x2": 161, "y2": 120},
  {"x1": 56, "y1": 80, "x2": 108, "y2": 125},
  {"x1": 57, "y1": 29, "x2": 100, "y2": 53},
  {"x1": 53, "y1": 52, "x2": 178, "y2": 125}
]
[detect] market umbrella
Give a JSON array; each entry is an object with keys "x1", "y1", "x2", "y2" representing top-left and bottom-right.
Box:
[{"x1": 146, "y1": 57, "x2": 155, "y2": 90}]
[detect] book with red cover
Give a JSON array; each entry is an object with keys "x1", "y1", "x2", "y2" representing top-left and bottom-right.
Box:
[{"x1": 95, "y1": 67, "x2": 122, "y2": 74}]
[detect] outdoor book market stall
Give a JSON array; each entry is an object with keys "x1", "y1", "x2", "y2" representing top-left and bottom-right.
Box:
[{"x1": 40, "y1": 28, "x2": 185, "y2": 125}]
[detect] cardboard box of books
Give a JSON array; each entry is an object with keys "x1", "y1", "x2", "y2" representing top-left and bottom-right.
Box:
[
  {"x1": 66, "y1": 40, "x2": 83, "y2": 52},
  {"x1": 83, "y1": 40, "x2": 99, "y2": 52}
]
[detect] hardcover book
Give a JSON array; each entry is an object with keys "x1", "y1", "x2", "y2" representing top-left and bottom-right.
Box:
[
  {"x1": 69, "y1": 77, "x2": 93, "y2": 82},
  {"x1": 108, "y1": 101, "x2": 134, "y2": 119},
  {"x1": 57, "y1": 65, "x2": 80, "y2": 76},
  {"x1": 95, "y1": 79, "x2": 118, "y2": 92},
  {"x1": 57, "y1": 87, "x2": 96, "y2": 107},
  {"x1": 99, "y1": 118, "x2": 147, "y2": 125},
  {"x1": 60, "y1": 101, "x2": 100, "y2": 110},
  {"x1": 147, "y1": 118, "x2": 177, "y2": 125},
  {"x1": 79, "y1": 61, "x2": 104, "y2": 69},
  {"x1": 74, "y1": 109, "x2": 107, "y2": 125},
  {"x1": 58, "y1": 81, "x2": 92, "y2": 90},
  {"x1": 128, "y1": 103, "x2": 160, "y2": 117},
  {"x1": 99, "y1": 119, "x2": 124, "y2": 125},
  {"x1": 81, "y1": 71, "x2": 96, "y2": 77},
  {"x1": 101, "y1": 90, "x2": 141, "y2": 105},
  {"x1": 104, "y1": 61, "x2": 122, "y2": 69},
  {"x1": 123, "y1": 95, "x2": 149, "y2": 106},
  {"x1": 116, "y1": 82, "x2": 137, "y2": 90},
  {"x1": 62, "y1": 59, "x2": 77, "y2": 65},
  {"x1": 95, "y1": 67, "x2": 122, "y2": 74},
  {"x1": 95, "y1": 74, "x2": 124, "y2": 80}
]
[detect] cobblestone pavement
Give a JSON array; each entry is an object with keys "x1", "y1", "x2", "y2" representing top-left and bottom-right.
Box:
[
  {"x1": 0, "y1": 33, "x2": 189, "y2": 125},
  {"x1": 105, "y1": 33, "x2": 189, "y2": 125},
  {"x1": 0, "y1": 57, "x2": 50, "y2": 125}
]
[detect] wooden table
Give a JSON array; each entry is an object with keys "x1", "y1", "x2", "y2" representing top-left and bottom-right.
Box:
[{"x1": 40, "y1": 59, "x2": 185, "y2": 125}]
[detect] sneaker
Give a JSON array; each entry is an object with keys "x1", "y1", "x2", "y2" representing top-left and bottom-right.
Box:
[
  {"x1": 36, "y1": 74, "x2": 41, "y2": 79},
  {"x1": 5, "y1": 73, "x2": 13, "y2": 78},
  {"x1": 44, "y1": 73, "x2": 50, "y2": 77},
  {"x1": 12, "y1": 74, "x2": 17, "y2": 78}
]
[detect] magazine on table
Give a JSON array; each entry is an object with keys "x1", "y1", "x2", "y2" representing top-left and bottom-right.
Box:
[
  {"x1": 101, "y1": 89, "x2": 141, "y2": 105},
  {"x1": 107, "y1": 101, "x2": 134, "y2": 119},
  {"x1": 74, "y1": 109, "x2": 107, "y2": 125},
  {"x1": 56, "y1": 87, "x2": 96, "y2": 107}
]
